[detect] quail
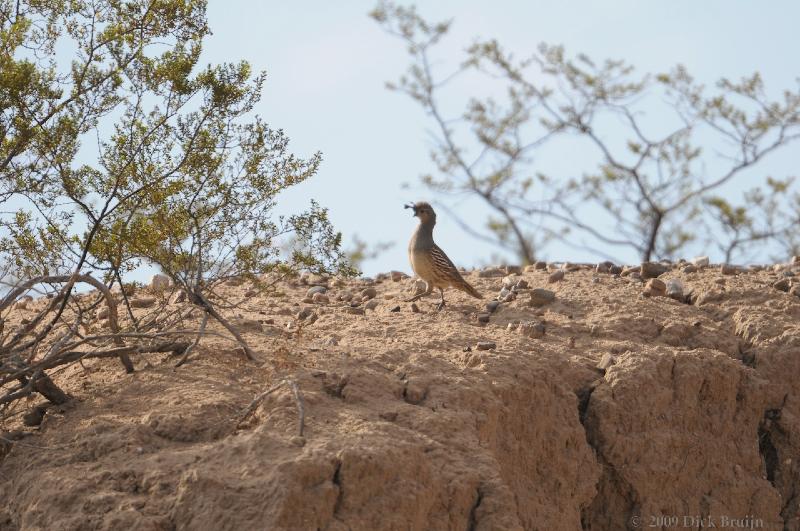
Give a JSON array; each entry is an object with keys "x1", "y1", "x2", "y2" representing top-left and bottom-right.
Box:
[{"x1": 404, "y1": 201, "x2": 482, "y2": 310}]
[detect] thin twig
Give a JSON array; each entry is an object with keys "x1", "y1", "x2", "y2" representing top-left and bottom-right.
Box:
[
  {"x1": 175, "y1": 311, "x2": 208, "y2": 367},
  {"x1": 236, "y1": 379, "x2": 306, "y2": 437}
]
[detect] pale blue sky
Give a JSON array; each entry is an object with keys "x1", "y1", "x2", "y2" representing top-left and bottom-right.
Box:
[{"x1": 200, "y1": 1, "x2": 800, "y2": 274}]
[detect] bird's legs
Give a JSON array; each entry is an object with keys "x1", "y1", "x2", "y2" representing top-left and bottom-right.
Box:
[
  {"x1": 405, "y1": 282, "x2": 432, "y2": 303},
  {"x1": 436, "y1": 288, "x2": 446, "y2": 311}
]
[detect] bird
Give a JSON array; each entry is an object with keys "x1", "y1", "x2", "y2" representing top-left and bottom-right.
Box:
[{"x1": 404, "y1": 201, "x2": 482, "y2": 310}]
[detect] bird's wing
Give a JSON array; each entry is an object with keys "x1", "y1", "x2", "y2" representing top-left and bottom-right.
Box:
[{"x1": 430, "y1": 244, "x2": 465, "y2": 282}]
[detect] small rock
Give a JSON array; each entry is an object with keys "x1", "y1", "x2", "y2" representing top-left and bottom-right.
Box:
[
  {"x1": 290, "y1": 436, "x2": 306, "y2": 447},
  {"x1": 502, "y1": 292, "x2": 516, "y2": 302},
  {"x1": 789, "y1": 285, "x2": 800, "y2": 298},
  {"x1": 504, "y1": 265, "x2": 522, "y2": 275},
  {"x1": 477, "y1": 313, "x2": 491, "y2": 324},
  {"x1": 513, "y1": 279, "x2": 529, "y2": 290},
  {"x1": 96, "y1": 307, "x2": 110, "y2": 320},
  {"x1": 502, "y1": 275, "x2": 518, "y2": 289},
  {"x1": 296, "y1": 308, "x2": 314, "y2": 321},
  {"x1": 720, "y1": 264, "x2": 739, "y2": 275},
  {"x1": 306, "y1": 286, "x2": 327, "y2": 298},
  {"x1": 365, "y1": 299, "x2": 380, "y2": 311},
  {"x1": 640, "y1": 262, "x2": 669, "y2": 279},
  {"x1": 691, "y1": 256, "x2": 710, "y2": 267},
  {"x1": 311, "y1": 292, "x2": 329, "y2": 304},
  {"x1": 682, "y1": 265, "x2": 698, "y2": 274},
  {"x1": 476, "y1": 341, "x2": 496, "y2": 351},
  {"x1": 773, "y1": 279, "x2": 791, "y2": 293},
  {"x1": 595, "y1": 261, "x2": 614, "y2": 274},
  {"x1": 666, "y1": 279, "x2": 684, "y2": 301},
  {"x1": 478, "y1": 267, "x2": 505, "y2": 278},
  {"x1": 130, "y1": 297, "x2": 156, "y2": 308},
  {"x1": 609, "y1": 265, "x2": 623, "y2": 275},
  {"x1": 485, "y1": 300, "x2": 501, "y2": 313},
  {"x1": 233, "y1": 317, "x2": 264, "y2": 331},
  {"x1": 22, "y1": 406, "x2": 47, "y2": 427},
  {"x1": 506, "y1": 322, "x2": 519, "y2": 332},
  {"x1": 300, "y1": 272, "x2": 327, "y2": 286},
  {"x1": 390, "y1": 271, "x2": 408, "y2": 282},
  {"x1": 344, "y1": 307, "x2": 365, "y2": 316},
  {"x1": 149, "y1": 274, "x2": 171, "y2": 291},
  {"x1": 409, "y1": 279, "x2": 427, "y2": 296},
  {"x1": 410, "y1": 303, "x2": 421, "y2": 313},
  {"x1": 325, "y1": 336, "x2": 339, "y2": 346},
  {"x1": 337, "y1": 290, "x2": 354, "y2": 302},
  {"x1": 534, "y1": 261, "x2": 548, "y2": 270},
  {"x1": 518, "y1": 321, "x2": 545, "y2": 338},
  {"x1": 390, "y1": 305, "x2": 401, "y2": 312},
  {"x1": 244, "y1": 289, "x2": 258, "y2": 298},
  {"x1": 548, "y1": 270, "x2": 565, "y2": 283},
  {"x1": 499, "y1": 287, "x2": 512, "y2": 299},
  {"x1": 529, "y1": 288, "x2": 555, "y2": 307},
  {"x1": 361, "y1": 287, "x2": 377, "y2": 300},
  {"x1": 643, "y1": 278, "x2": 666, "y2": 297},
  {"x1": 379, "y1": 411, "x2": 398, "y2": 422},
  {"x1": 596, "y1": 353, "x2": 615, "y2": 371}
]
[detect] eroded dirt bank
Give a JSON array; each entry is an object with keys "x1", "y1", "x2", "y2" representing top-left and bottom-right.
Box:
[{"x1": 1, "y1": 262, "x2": 799, "y2": 530}]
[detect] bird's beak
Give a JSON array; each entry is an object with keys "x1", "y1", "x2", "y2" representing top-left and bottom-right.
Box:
[{"x1": 404, "y1": 203, "x2": 417, "y2": 216}]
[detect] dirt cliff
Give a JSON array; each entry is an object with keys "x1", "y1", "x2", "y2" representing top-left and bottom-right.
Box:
[{"x1": 1, "y1": 262, "x2": 798, "y2": 530}]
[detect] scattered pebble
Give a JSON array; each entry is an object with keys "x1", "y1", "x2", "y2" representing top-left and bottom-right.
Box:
[
  {"x1": 502, "y1": 275, "x2": 518, "y2": 289},
  {"x1": 390, "y1": 271, "x2": 408, "y2": 282},
  {"x1": 518, "y1": 321, "x2": 545, "y2": 338},
  {"x1": 306, "y1": 286, "x2": 327, "y2": 298},
  {"x1": 595, "y1": 261, "x2": 614, "y2": 274},
  {"x1": 504, "y1": 265, "x2": 523, "y2": 275},
  {"x1": 691, "y1": 256, "x2": 710, "y2": 267},
  {"x1": 130, "y1": 297, "x2": 156, "y2": 308},
  {"x1": 478, "y1": 267, "x2": 505, "y2": 278},
  {"x1": 513, "y1": 279, "x2": 529, "y2": 290},
  {"x1": 772, "y1": 279, "x2": 791, "y2": 293},
  {"x1": 311, "y1": 292, "x2": 329, "y2": 304},
  {"x1": 344, "y1": 307, "x2": 365, "y2": 316},
  {"x1": 476, "y1": 341, "x2": 496, "y2": 351},
  {"x1": 720, "y1": 264, "x2": 739, "y2": 275},
  {"x1": 485, "y1": 301, "x2": 501, "y2": 313},
  {"x1": 682, "y1": 265, "x2": 698, "y2": 274},
  {"x1": 643, "y1": 278, "x2": 666, "y2": 297},
  {"x1": 361, "y1": 287, "x2": 377, "y2": 300},
  {"x1": 529, "y1": 288, "x2": 555, "y2": 307},
  {"x1": 477, "y1": 313, "x2": 491, "y2": 324},
  {"x1": 548, "y1": 270, "x2": 565, "y2": 283},
  {"x1": 409, "y1": 279, "x2": 427, "y2": 296},
  {"x1": 640, "y1": 262, "x2": 669, "y2": 279},
  {"x1": 337, "y1": 290, "x2": 354, "y2": 302},
  {"x1": 390, "y1": 305, "x2": 401, "y2": 312},
  {"x1": 365, "y1": 299, "x2": 380, "y2": 311},
  {"x1": 666, "y1": 279, "x2": 685, "y2": 301},
  {"x1": 410, "y1": 303, "x2": 420, "y2": 313}
]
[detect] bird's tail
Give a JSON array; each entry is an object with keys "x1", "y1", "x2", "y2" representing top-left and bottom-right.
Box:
[{"x1": 458, "y1": 279, "x2": 483, "y2": 299}]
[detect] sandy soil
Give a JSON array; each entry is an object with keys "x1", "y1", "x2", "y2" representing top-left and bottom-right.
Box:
[{"x1": 1, "y1": 261, "x2": 799, "y2": 530}]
